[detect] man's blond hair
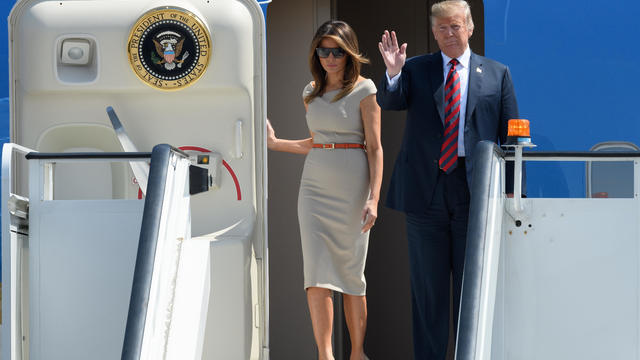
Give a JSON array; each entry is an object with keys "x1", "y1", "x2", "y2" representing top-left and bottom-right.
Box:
[{"x1": 431, "y1": 0, "x2": 474, "y2": 31}]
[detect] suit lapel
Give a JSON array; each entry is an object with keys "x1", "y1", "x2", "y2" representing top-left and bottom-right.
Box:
[
  {"x1": 466, "y1": 53, "x2": 483, "y2": 127},
  {"x1": 430, "y1": 53, "x2": 445, "y2": 125}
]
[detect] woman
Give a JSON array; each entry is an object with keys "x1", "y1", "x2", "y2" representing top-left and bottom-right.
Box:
[{"x1": 267, "y1": 21, "x2": 382, "y2": 360}]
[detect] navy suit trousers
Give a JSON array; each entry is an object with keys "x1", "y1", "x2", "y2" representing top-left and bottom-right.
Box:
[{"x1": 405, "y1": 161, "x2": 470, "y2": 360}]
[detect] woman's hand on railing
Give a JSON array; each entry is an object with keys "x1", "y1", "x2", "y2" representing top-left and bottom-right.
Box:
[{"x1": 266, "y1": 118, "x2": 278, "y2": 150}]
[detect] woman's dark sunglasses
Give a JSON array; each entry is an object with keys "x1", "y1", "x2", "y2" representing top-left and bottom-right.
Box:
[{"x1": 316, "y1": 47, "x2": 346, "y2": 58}]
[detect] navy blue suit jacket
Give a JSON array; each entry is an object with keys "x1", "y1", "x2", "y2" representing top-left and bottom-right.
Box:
[{"x1": 377, "y1": 51, "x2": 519, "y2": 213}]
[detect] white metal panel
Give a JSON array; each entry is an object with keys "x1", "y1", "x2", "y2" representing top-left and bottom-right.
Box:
[
  {"x1": 201, "y1": 232, "x2": 253, "y2": 359},
  {"x1": 493, "y1": 198, "x2": 639, "y2": 359},
  {"x1": 28, "y1": 198, "x2": 143, "y2": 359}
]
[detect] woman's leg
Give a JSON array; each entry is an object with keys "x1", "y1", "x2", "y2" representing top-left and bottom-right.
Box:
[
  {"x1": 307, "y1": 287, "x2": 335, "y2": 360},
  {"x1": 343, "y1": 294, "x2": 368, "y2": 360}
]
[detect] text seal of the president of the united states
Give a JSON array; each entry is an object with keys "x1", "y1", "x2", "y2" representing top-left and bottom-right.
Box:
[{"x1": 128, "y1": 7, "x2": 211, "y2": 90}]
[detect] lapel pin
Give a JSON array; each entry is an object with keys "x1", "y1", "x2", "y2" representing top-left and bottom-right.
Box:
[{"x1": 476, "y1": 67, "x2": 482, "y2": 73}]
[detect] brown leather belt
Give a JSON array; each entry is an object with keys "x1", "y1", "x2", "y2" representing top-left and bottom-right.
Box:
[{"x1": 312, "y1": 143, "x2": 365, "y2": 149}]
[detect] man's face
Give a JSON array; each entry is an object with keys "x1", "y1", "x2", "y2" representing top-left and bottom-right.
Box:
[{"x1": 432, "y1": 10, "x2": 473, "y2": 59}]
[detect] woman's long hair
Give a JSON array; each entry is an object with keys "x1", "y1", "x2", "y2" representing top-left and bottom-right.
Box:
[{"x1": 304, "y1": 20, "x2": 369, "y2": 104}]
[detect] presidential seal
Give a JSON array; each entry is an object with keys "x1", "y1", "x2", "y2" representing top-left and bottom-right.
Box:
[{"x1": 128, "y1": 7, "x2": 211, "y2": 90}]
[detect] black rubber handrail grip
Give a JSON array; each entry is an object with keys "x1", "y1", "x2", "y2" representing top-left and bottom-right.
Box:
[
  {"x1": 504, "y1": 151, "x2": 640, "y2": 158},
  {"x1": 121, "y1": 144, "x2": 173, "y2": 360},
  {"x1": 25, "y1": 152, "x2": 152, "y2": 160}
]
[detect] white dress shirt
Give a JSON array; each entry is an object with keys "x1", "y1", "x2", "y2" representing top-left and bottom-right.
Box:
[{"x1": 386, "y1": 46, "x2": 471, "y2": 156}]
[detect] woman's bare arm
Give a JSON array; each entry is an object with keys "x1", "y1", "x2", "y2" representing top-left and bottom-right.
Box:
[
  {"x1": 360, "y1": 93, "x2": 383, "y2": 233},
  {"x1": 266, "y1": 101, "x2": 313, "y2": 155}
]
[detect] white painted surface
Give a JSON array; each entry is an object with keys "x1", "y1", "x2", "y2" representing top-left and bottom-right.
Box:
[
  {"x1": 28, "y1": 196, "x2": 143, "y2": 359},
  {"x1": 140, "y1": 153, "x2": 192, "y2": 360},
  {"x1": 165, "y1": 239, "x2": 211, "y2": 359},
  {"x1": 491, "y1": 198, "x2": 639, "y2": 359},
  {"x1": 202, "y1": 232, "x2": 254, "y2": 359}
]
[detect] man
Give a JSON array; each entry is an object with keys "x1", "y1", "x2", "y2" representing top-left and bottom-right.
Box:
[{"x1": 376, "y1": 1, "x2": 518, "y2": 358}]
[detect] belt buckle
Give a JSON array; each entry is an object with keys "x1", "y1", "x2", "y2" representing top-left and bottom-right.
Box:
[{"x1": 324, "y1": 143, "x2": 335, "y2": 149}]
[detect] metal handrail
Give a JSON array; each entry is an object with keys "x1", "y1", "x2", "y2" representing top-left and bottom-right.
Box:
[
  {"x1": 121, "y1": 144, "x2": 178, "y2": 360},
  {"x1": 1, "y1": 143, "x2": 36, "y2": 360},
  {"x1": 1, "y1": 144, "x2": 160, "y2": 360},
  {"x1": 504, "y1": 151, "x2": 640, "y2": 161},
  {"x1": 24, "y1": 152, "x2": 151, "y2": 160}
]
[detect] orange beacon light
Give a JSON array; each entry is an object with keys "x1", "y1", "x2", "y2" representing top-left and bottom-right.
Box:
[
  {"x1": 503, "y1": 119, "x2": 534, "y2": 216},
  {"x1": 506, "y1": 119, "x2": 532, "y2": 145}
]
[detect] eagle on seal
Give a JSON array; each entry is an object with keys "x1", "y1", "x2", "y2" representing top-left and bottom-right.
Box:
[{"x1": 152, "y1": 33, "x2": 186, "y2": 70}]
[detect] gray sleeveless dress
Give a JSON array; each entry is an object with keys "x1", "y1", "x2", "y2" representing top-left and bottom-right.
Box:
[{"x1": 298, "y1": 79, "x2": 377, "y2": 296}]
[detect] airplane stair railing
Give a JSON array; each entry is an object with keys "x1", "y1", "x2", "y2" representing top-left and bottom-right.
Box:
[
  {"x1": 456, "y1": 140, "x2": 640, "y2": 360},
  {"x1": 2, "y1": 143, "x2": 41, "y2": 360},
  {"x1": 1, "y1": 143, "x2": 211, "y2": 360},
  {"x1": 1, "y1": 144, "x2": 152, "y2": 360},
  {"x1": 456, "y1": 141, "x2": 506, "y2": 360},
  {"x1": 122, "y1": 144, "x2": 211, "y2": 360}
]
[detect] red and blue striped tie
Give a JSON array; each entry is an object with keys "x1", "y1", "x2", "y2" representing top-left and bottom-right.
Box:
[{"x1": 439, "y1": 58, "x2": 461, "y2": 174}]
